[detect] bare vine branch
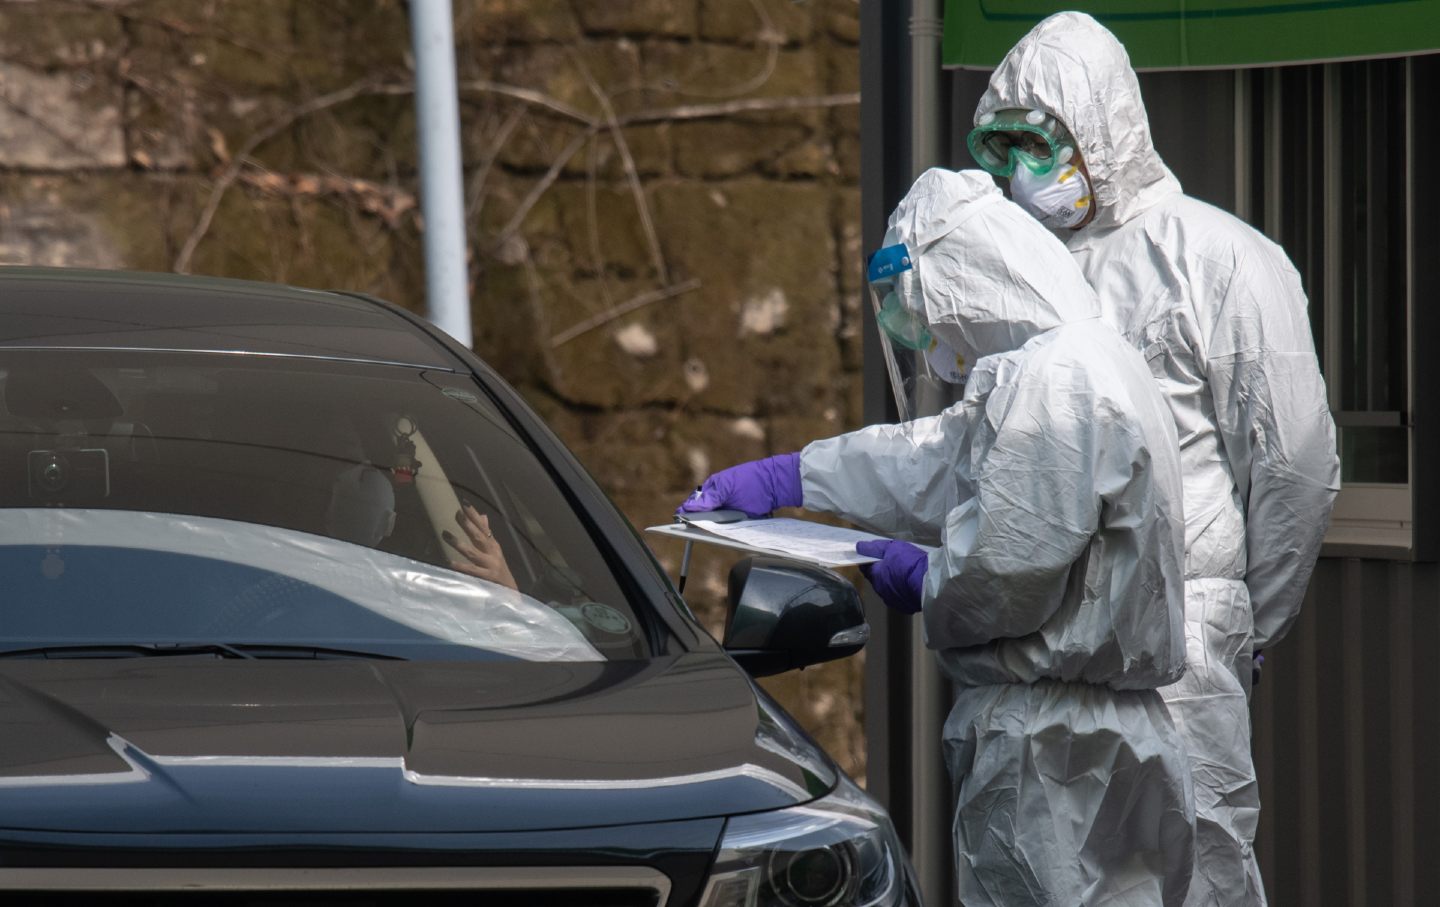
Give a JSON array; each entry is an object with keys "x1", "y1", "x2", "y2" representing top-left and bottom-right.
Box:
[
  {"x1": 0, "y1": 92, "x2": 108, "y2": 163},
  {"x1": 465, "y1": 106, "x2": 524, "y2": 225},
  {"x1": 489, "y1": 125, "x2": 598, "y2": 252},
  {"x1": 622, "y1": 92, "x2": 860, "y2": 125},
  {"x1": 173, "y1": 77, "x2": 384, "y2": 273},
  {"x1": 549, "y1": 278, "x2": 703, "y2": 348},
  {"x1": 170, "y1": 70, "x2": 857, "y2": 275},
  {"x1": 454, "y1": 79, "x2": 596, "y2": 126},
  {"x1": 570, "y1": 48, "x2": 669, "y2": 285},
  {"x1": 635, "y1": 0, "x2": 781, "y2": 101},
  {"x1": 238, "y1": 170, "x2": 416, "y2": 228},
  {"x1": 582, "y1": 133, "x2": 614, "y2": 308}
]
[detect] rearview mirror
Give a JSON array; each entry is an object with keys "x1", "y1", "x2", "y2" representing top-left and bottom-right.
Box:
[{"x1": 723, "y1": 557, "x2": 869, "y2": 677}]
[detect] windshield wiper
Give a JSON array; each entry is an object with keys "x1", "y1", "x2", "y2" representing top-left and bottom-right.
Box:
[
  {"x1": 224, "y1": 643, "x2": 406, "y2": 660},
  {"x1": 0, "y1": 643, "x2": 256, "y2": 660},
  {"x1": 0, "y1": 643, "x2": 407, "y2": 661}
]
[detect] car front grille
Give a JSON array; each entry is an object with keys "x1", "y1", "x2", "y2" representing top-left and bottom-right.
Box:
[{"x1": 0, "y1": 866, "x2": 670, "y2": 907}]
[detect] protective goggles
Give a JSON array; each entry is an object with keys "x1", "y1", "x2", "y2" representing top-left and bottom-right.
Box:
[
  {"x1": 967, "y1": 108, "x2": 1076, "y2": 178},
  {"x1": 867, "y1": 243, "x2": 932, "y2": 351}
]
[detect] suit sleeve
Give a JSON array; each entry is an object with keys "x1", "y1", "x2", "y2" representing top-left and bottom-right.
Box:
[
  {"x1": 1205, "y1": 248, "x2": 1340, "y2": 650},
  {"x1": 921, "y1": 376, "x2": 1118, "y2": 649},
  {"x1": 799, "y1": 408, "x2": 973, "y2": 544}
]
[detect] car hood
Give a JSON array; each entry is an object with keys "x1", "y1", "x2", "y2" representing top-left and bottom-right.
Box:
[{"x1": 0, "y1": 653, "x2": 836, "y2": 834}]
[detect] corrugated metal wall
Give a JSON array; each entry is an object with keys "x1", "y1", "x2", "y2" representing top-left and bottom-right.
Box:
[{"x1": 1252, "y1": 556, "x2": 1440, "y2": 905}]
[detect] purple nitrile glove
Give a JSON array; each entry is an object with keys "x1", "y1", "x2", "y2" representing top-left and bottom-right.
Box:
[
  {"x1": 1252, "y1": 650, "x2": 1265, "y2": 688},
  {"x1": 677, "y1": 453, "x2": 803, "y2": 519},
  {"x1": 856, "y1": 539, "x2": 928, "y2": 615}
]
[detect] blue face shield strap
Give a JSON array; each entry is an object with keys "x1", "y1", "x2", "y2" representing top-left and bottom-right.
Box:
[
  {"x1": 867, "y1": 243, "x2": 912, "y2": 284},
  {"x1": 867, "y1": 244, "x2": 933, "y2": 351}
]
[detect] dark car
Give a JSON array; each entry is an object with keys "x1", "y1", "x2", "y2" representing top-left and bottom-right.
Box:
[{"x1": 0, "y1": 268, "x2": 919, "y2": 907}]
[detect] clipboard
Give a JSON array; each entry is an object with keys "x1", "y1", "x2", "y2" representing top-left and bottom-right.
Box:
[{"x1": 645, "y1": 516, "x2": 893, "y2": 570}]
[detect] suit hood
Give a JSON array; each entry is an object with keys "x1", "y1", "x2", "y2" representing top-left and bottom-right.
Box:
[
  {"x1": 975, "y1": 11, "x2": 1181, "y2": 229},
  {"x1": 887, "y1": 168, "x2": 1098, "y2": 363}
]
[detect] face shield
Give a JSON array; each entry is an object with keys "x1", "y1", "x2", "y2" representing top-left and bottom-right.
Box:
[
  {"x1": 867, "y1": 244, "x2": 969, "y2": 423},
  {"x1": 869, "y1": 244, "x2": 929, "y2": 350},
  {"x1": 967, "y1": 108, "x2": 1076, "y2": 178}
]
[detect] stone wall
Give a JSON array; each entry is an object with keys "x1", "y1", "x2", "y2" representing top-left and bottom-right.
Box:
[{"x1": 0, "y1": 0, "x2": 867, "y2": 780}]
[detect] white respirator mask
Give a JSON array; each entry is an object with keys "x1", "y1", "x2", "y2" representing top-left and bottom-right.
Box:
[
  {"x1": 925, "y1": 337, "x2": 970, "y2": 385},
  {"x1": 1009, "y1": 156, "x2": 1093, "y2": 230}
]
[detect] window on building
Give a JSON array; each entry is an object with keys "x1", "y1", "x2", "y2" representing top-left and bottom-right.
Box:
[{"x1": 1239, "y1": 57, "x2": 1417, "y2": 553}]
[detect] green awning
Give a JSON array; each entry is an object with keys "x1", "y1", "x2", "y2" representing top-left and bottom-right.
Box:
[{"x1": 943, "y1": 0, "x2": 1440, "y2": 70}]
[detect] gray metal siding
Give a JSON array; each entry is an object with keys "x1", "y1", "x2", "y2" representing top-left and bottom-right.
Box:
[{"x1": 1252, "y1": 556, "x2": 1440, "y2": 905}]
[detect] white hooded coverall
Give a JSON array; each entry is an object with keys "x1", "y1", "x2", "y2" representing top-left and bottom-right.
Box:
[
  {"x1": 977, "y1": 13, "x2": 1342, "y2": 905},
  {"x1": 802, "y1": 169, "x2": 1195, "y2": 906}
]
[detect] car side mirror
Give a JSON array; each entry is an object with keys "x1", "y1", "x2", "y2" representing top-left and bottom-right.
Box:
[{"x1": 723, "y1": 556, "x2": 870, "y2": 677}]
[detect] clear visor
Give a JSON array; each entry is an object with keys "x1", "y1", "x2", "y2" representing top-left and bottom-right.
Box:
[
  {"x1": 872, "y1": 282, "x2": 932, "y2": 351},
  {"x1": 866, "y1": 244, "x2": 960, "y2": 422},
  {"x1": 968, "y1": 108, "x2": 1075, "y2": 178}
]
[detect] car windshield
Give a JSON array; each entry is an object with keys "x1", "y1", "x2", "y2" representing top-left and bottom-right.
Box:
[{"x1": 0, "y1": 349, "x2": 660, "y2": 661}]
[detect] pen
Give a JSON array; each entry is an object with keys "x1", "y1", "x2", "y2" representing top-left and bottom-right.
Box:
[
  {"x1": 678, "y1": 486, "x2": 700, "y2": 594},
  {"x1": 678, "y1": 539, "x2": 694, "y2": 594}
]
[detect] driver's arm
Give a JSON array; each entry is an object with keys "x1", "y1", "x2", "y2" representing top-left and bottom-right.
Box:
[{"x1": 443, "y1": 501, "x2": 518, "y2": 591}]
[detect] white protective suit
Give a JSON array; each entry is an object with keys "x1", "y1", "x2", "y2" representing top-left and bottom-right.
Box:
[
  {"x1": 977, "y1": 13, "x2": 1341, "y2": 905},
  {"x1": 802, "y1": 169, "x2": 1195, "y2": 906}
]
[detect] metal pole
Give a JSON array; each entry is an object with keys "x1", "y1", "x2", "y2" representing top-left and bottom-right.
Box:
[
  {"x1": 910, "y1": 1, "x2": 943, "y2": 174},
  {"x1": 410, "y1": 0, "x2": 473, "y2": 347},
  {"x1": 907, "y1": 3, "x2": 951, "y2": 906}
]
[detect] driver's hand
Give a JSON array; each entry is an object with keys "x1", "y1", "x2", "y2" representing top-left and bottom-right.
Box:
[{"x1": 443, "y1": 502, "x2": 518, "y2": 591}]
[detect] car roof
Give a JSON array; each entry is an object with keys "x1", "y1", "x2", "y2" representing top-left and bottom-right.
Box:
[{"x1": 0, "y1": 267, "x2": 460, "y2": 369}]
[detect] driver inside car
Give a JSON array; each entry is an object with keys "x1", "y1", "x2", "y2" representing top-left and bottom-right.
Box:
[{"x1": 324, "y1": 461, "x2": 518, "y2": 592}]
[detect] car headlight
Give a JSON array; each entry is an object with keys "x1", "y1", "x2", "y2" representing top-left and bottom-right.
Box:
[{"x1": 698, "y1": 775, "x2": 918, "y2": 907}]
